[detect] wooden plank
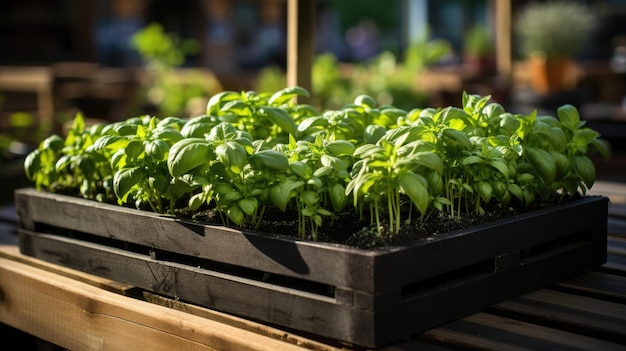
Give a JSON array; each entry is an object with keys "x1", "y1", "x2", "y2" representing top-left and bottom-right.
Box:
[
  {"x1": 378, "y1": 339, "x2": 454, "y2": 351},
  {"x1": 140, "y1": 292, "x2": 346, "y2": 351},
  {"x1": 419, "y1": 312, "x2": 625, "y2": 350},
  {"x1": 557, "y1": 272, "x2": 626, "y2": 302},
  {"x1": 608, "y1": 217, "x2": 626, "y2": 237},
  {"x1": 606, "y1": 236, "x2": 626, "y2": 272},
  {"x1": 492, "y1": 289, "x2": 626, "y2": 343},
  {"x1": 0, "y1": 253, "x2": 312, "y2": 351},
  {"x1": 588, "y1": 181, "x2": 626, "y2": 205}
]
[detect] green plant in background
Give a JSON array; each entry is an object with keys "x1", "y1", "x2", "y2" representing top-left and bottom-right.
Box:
[
  {"x1": 131, "y1": 22, "x2": 222, "y2": 117},
  {"x1": 24, "y1": 87, "x2": 609, "y2": 244},
  {"x1": 464, "y1": 24, "x2": 493, "y2": 58},
  {"x1": 0, "y1": 95, "x2": 51, "y2": 164},
  {"x1": 256, "y1": 37, "x2": 451, "y2": 111}
]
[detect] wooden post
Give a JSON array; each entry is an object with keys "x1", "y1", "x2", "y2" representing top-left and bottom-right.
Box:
[
  {"x1": 494, "y1": 0, "x2": 512, "y2": 77},
  {"x1": 287, "y1": 0, "x2": 314, "y2": 98}
]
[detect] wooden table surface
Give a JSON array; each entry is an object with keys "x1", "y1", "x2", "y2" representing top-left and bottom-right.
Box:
[{"x1": 1, "y1": 181, "x2": 625, "y2": 351}]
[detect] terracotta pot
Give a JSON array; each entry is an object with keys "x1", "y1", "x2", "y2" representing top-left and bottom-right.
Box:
[{"x1": 528, "y1": 54, "x2": 574, "y2": 94}]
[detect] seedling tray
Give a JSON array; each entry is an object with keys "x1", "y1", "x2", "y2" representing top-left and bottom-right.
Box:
[{"x1": 15, "y1": 188, "x2": 608, "y2": 348}]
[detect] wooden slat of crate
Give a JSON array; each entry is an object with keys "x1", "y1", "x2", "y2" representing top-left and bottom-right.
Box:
[
  {"x1": 417, "y1": 312, "x2": 625, "y2": 350},
  {"x1": 0, "y1": 245, "x2": 319, "y2": 351},
  {"x1": 17, "y1": 229, "x2": 368, "y2": 345}
]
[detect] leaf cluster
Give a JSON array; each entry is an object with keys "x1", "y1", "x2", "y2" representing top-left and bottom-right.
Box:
[{"x1": 24, "y1": 88, "x2": 608, "y2": 242}]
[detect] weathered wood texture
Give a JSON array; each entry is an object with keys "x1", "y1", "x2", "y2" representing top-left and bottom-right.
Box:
[
  {"x1": 0, "y1": 246, "x2": 307, "y2": 351},
  {"x1": 14, "y1": 188, "x2": 609, "y2": 348}
]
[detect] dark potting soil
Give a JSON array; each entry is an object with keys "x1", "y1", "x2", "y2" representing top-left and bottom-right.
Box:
[{"x1": 189, "y1": 193, "x2": 585, "y2": 249}]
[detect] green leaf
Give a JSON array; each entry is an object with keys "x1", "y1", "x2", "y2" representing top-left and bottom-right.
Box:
[
  {"x1": 557, "y1": 104, "x2": 581, "y2": 130},
  {"x1": 23, "y1": 149, "x2": 42, "y2": 181},
  {"x1": 270, "y1": 178, "x2": 304, "y2": 212},
  {"x1": 220, "y1": 100, "x2": 251, "y2": 116},
  {"x1": 206, "y1": 91, "x2": 239, "y2": 115},
  {"x1": 477, "y1": 181, "x2": 492, "y2": 203},
  {"x1": 573, "y1": 129, "x2": 600, "y2": 148},
  {"x1": 93, "y1": 135, "x2": 129, "y2": 151},
  {"x1": 78, "y1": 157, "x2": 95, "y2": 177},
  {"x1": 268, "y1": 86, "x2": 310, "y2": 105},
  {"x1": 442, "y1": 128, "x2": 473, "y2": 151},
  {"x1": 180, "y1": 115, "x2": 220, "y2": 138},
  {"x1": 146, "y1": 139, "x2": 169, "y2": 161},
  {"x1": 399, "y1": 173, "x2": 429, "y2": 215},
  {"x1": 188, "y1": 192, "x2": 205, "y2": 211},
  {"x1": 313, "y1": 166, "x2": 333, "y2": 177},
  {"x1": 488, "y1": 159, "x2": 510, "y2": 178},
  {"x1": 524, "y1": 147, "x2": 556, "y2": 184},
  {"x1": 329, "y1": 183, "x2": 348, "y2": 212},
  {"x1": 302, "y1": 191, "x2": 319, "y2": 206},
  {"x1": 439, "y1": 106, "x2": 471, "y2": 125},
  {"x1": 363, "y1": 124, "x2": 387, "y2": 144},
  {"x1": 125, "y1": 140, "x2": 144, "y2": 159},
  {"x1": 499, "y1": 114, "x2": 520, "y2": 134},
  {"x1": 208, "y1": 122, "x2": 238, "y2": 141},
  {"x1": 425, "y1": 170, "x2": 443, "y2": 196},
  {"x1": 353, "y1": 144, "x2": 384, "y2": 159},
  {"x1": 354, "y1": 95, "x2": 377, "y2": 108},
  {"x1": 111, "y1": 149, "x2": 128, "y2": 170},
  {"x1": 462, "y1": 155, "x2": 483, "y2": 167},
  {"x1": 550, "y1": 151, "x2": 570, "y2": 179},
  {"x1": 54, "y1": 154, "x2": 72, "y2": 173},
  {"x1": 325, "y1": 140, "x2": 355, "y2": 156},
  {"x1": 72, "y1": 111, "x2": 85, "y2": 132},
  {"x1": 290, "y1": 161, "x2": 309, "y2": 179},
  {"x1": 259, "y1": 107, "x2": 297, "y2": 135},
  {"x1": 167, "y1": 138, "x2": 213, "y2": 177},
  {"x1": 151, "y1": 128, "x2": 183, "y2": 143},
  {"x1": 249, "y1": 150, "x2": 289, "y2": 171},
  {"x1": 507, "y1": 183, "x2": 524, "y2": 201},
  {"x1": 41, "y1": 135, "x2": 64, "y2": 152},
  {"x1": 483, "y1": 103, "x2": 505, "y2": 119},
  {"x1": 227, "y1": 205, "x2": 244, "y2": 226},
  {"x1": 572, "y1": 155, "x2": 596, "y2": 189},
  {"x1": 113, "y1": 167, "x2": 146, "y2": 203},
  {"x1": 216, "y1": 142, "x2": 248, "y2": 174},
  {"x1": 412, "y1": 151, "x2": 444, "y2": 174},
  {"x1": 591, "y1": 138, "x2": 609, "y2": 160},
  {"x1": 238, "y1": 197, "x2": 258, "y2": 216},
  {"x1": 297, "y1": 116, "x2": 328, "y2": 133}
]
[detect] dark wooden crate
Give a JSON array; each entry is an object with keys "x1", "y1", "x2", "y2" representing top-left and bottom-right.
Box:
[{"x1": 15, "y1": 188, "x2": 608, "y2": 348}]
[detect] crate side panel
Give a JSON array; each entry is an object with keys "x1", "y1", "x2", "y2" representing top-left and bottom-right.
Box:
[
  {"x1": 372, "y1": 197, "x2": 609, "y2": 291},
  {"x1": 15, "y1": 189, "x2": 377, "y2": 291},
  {"x1": 371, "y1": 237, "x2": 607, "y2": 346},
  {"x1": 18, "y1": 229, "x2": 378, "y2": 347}
]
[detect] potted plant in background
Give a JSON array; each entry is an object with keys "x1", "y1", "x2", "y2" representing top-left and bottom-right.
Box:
[
  {"x1": 464, "y1": 24, "x2": 495, "y2": 76},
  {"x1": 515, "y1": 1, "x2": 597, "y2": 94}
]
